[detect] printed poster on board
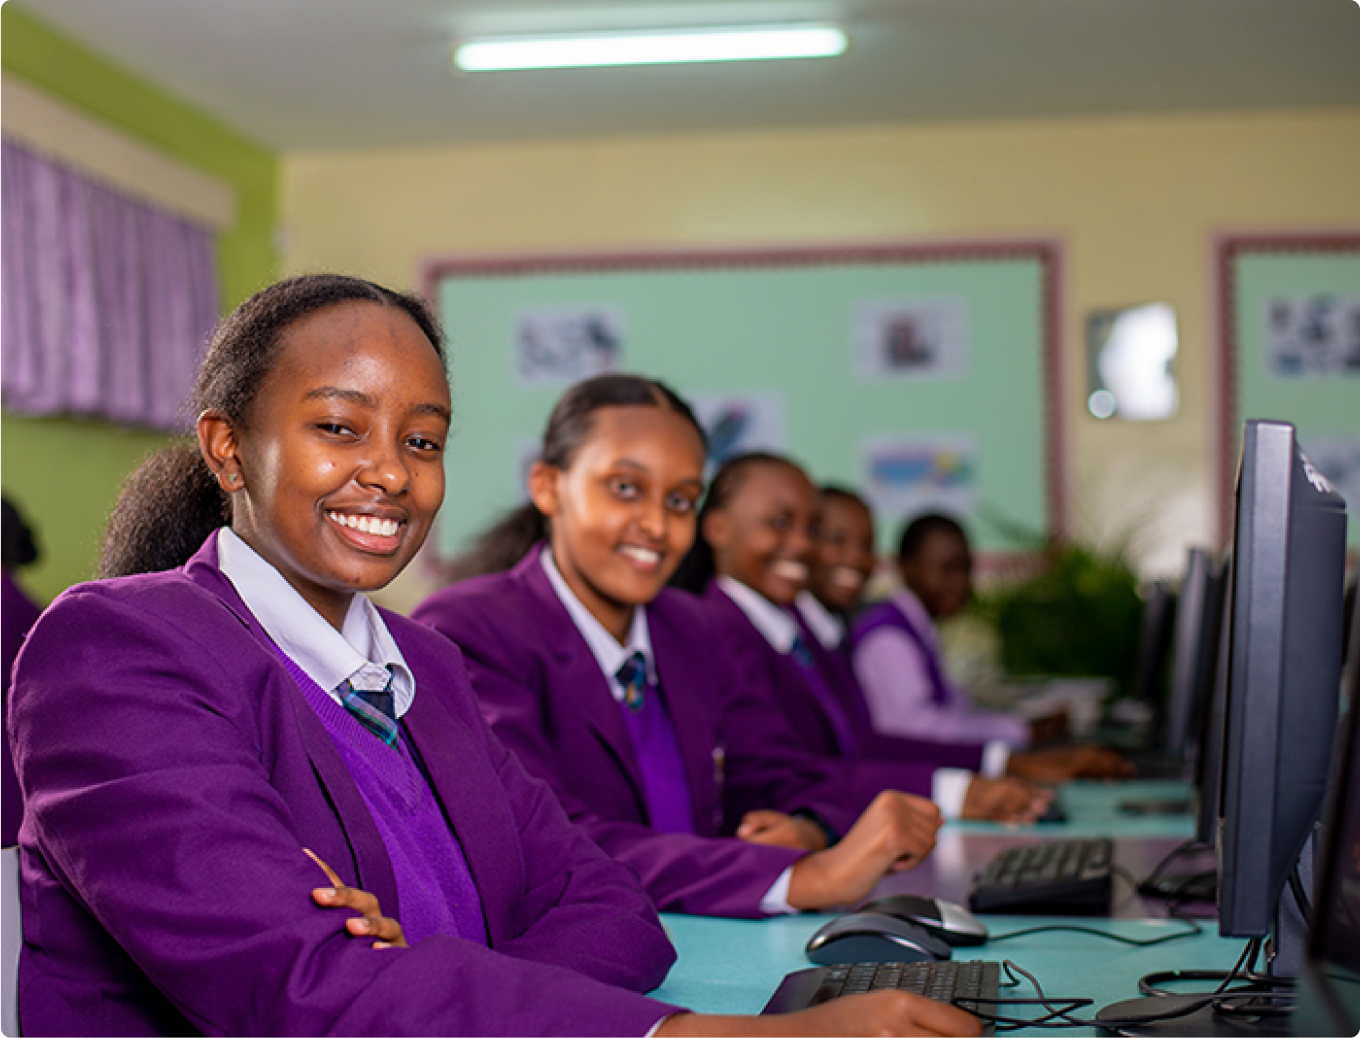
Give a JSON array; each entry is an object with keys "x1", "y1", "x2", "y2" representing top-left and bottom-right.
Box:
[
  {"x1": 687, "y1": 392, "x2": 787, "y2": 476},
  {"x1": 1263, "y1": 295, "x2": 1360, "y2": 378},
  {"x1": 852, "y1": 297, "x2": 970, "y2": 382},
  {"x1": 515, "y1": 305, "x2": 625, "y2": 385},
  {"x1": 861, "y1": 434, "x2": 979, "y2": 525}
]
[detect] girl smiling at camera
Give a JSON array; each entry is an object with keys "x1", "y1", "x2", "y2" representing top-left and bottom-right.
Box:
[{"x1": 415, "y1": 375, "x2": 946, "y2": 922}]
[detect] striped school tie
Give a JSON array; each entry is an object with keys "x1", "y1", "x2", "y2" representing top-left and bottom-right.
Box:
[
  {"x1": 616, "y1": 651, "x2": 649, "y2": 713},
  {"x1": 339, "y1": 665, "x2": 399, "y2": 746}
]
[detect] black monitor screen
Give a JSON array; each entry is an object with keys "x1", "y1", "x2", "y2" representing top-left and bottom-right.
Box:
[
  {"x1": 1299, "y1": 599, "x2": 1360, "y2": 1035},
  {"x1": 1217, "y1": 420, "x2": 1348, "y2": 940},
  {"x1": 1165, "y1": 548, "x2": 1225, "y2": 761}
]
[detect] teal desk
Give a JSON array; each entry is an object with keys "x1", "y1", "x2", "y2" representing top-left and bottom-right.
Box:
[{"x1": 652, "y1": 782, "x2": 1246, "y2": 1034}]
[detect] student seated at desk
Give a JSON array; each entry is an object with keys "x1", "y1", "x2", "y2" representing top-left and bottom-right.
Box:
[
  {"x1": 2, "y1": 496, "x2": 43, "y2": 848},
  {"x1": 6, "y1": 279, "x2": 984, "y2": 1038},
  {"x1": 852, "y1": 512, "x2": 1128, "y2": 782},
  {"x1": 799, "y1": 485, "x2": 1047, "y2": 821},
  {"x1": 672, "y1": 454, "x2": 1058, "y2": 824},
  {"x1": 414, "y1": 375, "x2": 943, "y2": 923}
]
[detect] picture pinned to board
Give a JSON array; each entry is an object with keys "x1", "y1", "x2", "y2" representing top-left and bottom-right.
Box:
[
  {"x1": 851, "y1": 297, "x2": 969, "y2": 382},
  {"x1": 687, "y1": 392, "x2": 787, "y2": 475},
  {"x1": 861, "y1": 434, "x2": 978, "y2": 525},
  {"x1": 515, "y1": 304, "x2": 625, "y2": 385},
  {"x1": 1264, "y1": 294, "x2": 1360, "y2": 378},
  {"x1": 1299, "y1": 435, "x2": 1360, "y2": 515}
]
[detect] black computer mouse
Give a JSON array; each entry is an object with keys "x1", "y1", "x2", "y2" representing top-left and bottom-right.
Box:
[
  {"x1": 805, "y1": 912, "x2": 953, "y2": 965},
  {"x1": 855, "y1": 894, "x2": 989, "y2": 946}
]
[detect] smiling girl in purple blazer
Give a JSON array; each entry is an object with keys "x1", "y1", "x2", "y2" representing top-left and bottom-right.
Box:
[
  {"x1": 9, "y1": 277, "x2": 975, "y2": 1038},
  {"x1": 414, "y1": 376, "x2": 949, "y2": 923}
]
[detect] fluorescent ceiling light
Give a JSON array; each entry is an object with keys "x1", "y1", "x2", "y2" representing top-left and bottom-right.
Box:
[{"x1": 454, "y1": 25, "x2": 847, "y2": 72}]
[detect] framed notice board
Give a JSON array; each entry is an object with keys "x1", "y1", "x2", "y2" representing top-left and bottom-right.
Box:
[
  {"x1": 423, "y1": 240, "x2": 1065, "y2": 559},
  {"x1": 1216, "y1": 232, "x2": 1360, "y2": 546}
]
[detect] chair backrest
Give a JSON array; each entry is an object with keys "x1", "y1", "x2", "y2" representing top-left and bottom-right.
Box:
[{"x1": 2, "y1": 845, "x2": 20, "y2": 1035}]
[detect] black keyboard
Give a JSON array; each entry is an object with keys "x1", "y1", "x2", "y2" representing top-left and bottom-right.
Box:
[
  {"x1": 763, "y1": 960, "x2": 999, "y2": 1032},
  {"x1": 968, "y1": 837, "x2": 1114, "y2": 915}
]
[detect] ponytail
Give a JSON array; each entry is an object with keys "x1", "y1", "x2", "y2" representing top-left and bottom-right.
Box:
[
  {"x1": 99, "y1": 443, "x2": 228, "y2": 578},
  {"x1": 440, "y1": 503, "x2": 547, "y2": 583}
]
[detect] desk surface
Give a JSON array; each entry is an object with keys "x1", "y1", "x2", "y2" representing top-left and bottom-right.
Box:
[{"x1": 652, "y1": 781, "x2": 1246, "y2": 1035}]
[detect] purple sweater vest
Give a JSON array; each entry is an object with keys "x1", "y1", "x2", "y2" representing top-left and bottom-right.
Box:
[
  {"x1": 277, "y1": 652, "x2": 487, "y2": 947},
  {"x1": 617, "y1": 683, "x2": 695, "y2": 835},
  {"x1": 849, "y1": 600, "x2": 953, "y2": 707}
]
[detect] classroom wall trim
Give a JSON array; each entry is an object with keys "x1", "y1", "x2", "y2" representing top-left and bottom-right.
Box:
[
  {"x1": 1, "y1": 73, "x2": 235, "y2": 229},
  {"x1": 1213, "y1": 229, "x2": 1360, "y2": 546}
]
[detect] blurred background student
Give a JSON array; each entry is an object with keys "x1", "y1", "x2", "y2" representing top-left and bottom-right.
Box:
[
  {"x1": 673, "y1": 454, "x2": 1052, "y2": 824},
  {"x1": 3, "y1": 495, "x2": 43, "y2": 848},
  {"x1": 851, "y1": 512, "x2": 1129, "y2": 781}
]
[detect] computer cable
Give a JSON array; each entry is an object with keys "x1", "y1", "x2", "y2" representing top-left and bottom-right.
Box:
[
  {"x1": 982, "y1": 862, "x2": 1203, "y2": 947},
  {"x1": 954, "y1": 959, "x2": 1274, "y2": 1032},
  {"x1": 1287, "y1": 862, "x2": 1313, "y2": 927}
]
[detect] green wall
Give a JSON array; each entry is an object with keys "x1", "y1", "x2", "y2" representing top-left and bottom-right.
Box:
[{"x1": 1, "y1": 4, "x2": 279, "y2": 600}]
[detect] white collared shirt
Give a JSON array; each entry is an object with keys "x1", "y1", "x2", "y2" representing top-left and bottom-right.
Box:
[
  {"x1": 717, "y1": 575, "x2": 800, "y2": 652},
  {"x1": 542, "y1": 551, "x2": 797, "y2": 915},
  {"x1": 794, "y1": 591, "x2": 845, "y2": 651},
  {"x1": 216, "y1": 527, "x2": 415, "y2": 714},
  {"x1": 540, "y1": 547, "x2": 656, "y2": 700}
]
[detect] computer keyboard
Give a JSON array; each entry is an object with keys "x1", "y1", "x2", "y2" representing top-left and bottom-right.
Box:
[
  {"x1": 968, "y1": 837, "x2": 1114, "y2": 915},
  {"x1": 762, "y1": 960, "x2": 999, "y2": 1032}
]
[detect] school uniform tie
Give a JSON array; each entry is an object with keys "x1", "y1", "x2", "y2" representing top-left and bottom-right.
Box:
[
  {"x1": 614, "y1": 651, "x2": 695, "y2": 834},
  {"x1": 339, "y1": 665, "x2": 399, "y2": 747},
  {"x1": 789, "y1": 631, "x2": 859, "y2": 759}
]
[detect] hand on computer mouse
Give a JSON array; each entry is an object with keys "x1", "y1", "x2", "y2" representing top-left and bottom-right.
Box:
[
  {"x1": 1007, "y1": 744, "x2": 1134, "y2": 782},
  {"x1": 961, "y1": 776, "x2": 1052, "y2": 823},
  {"x1": 652, "y1": 989, "x2": 982, "y2": 1037},
  {"x1": 786, "y1": 791, "x2": 941, "y2": 910}
]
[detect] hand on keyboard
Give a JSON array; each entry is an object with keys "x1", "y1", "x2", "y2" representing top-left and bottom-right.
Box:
[
  {"x1": 656, "y1": 987, "x2": 983, "y2": 1037},
  {"x1": 961, "y1": 776, "x2": 1053, "y2": 823}
]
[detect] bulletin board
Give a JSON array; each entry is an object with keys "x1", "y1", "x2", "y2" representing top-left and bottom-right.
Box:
[
  {"x1": 423, "y1": 241, "x2": 1065, "y2": 559},
  {"x1": 1215, "y1": 233, "x2": 1360, "y2": 546}
]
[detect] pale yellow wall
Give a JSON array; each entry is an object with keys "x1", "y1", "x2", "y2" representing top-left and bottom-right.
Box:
[{"x1": 281, "y1": 107, "x2": 1360, "y2": 607}]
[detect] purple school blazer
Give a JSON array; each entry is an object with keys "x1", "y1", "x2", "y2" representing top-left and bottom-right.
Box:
[
  {"x1": 2, "y1": 572, "x2": 42, "y2": 847},
  {"x1": 792, "y1": 606, "x2": 987, "y2": 774},
  {"x1": 413, "y1": 544, "x2": 864, "y2": 918},
  {"x1": 702, "y1": 581, "x2": 965, "y2": 808},
  {"x1": 8, "y1": 535, "x2": 677, "y2": 1037}
]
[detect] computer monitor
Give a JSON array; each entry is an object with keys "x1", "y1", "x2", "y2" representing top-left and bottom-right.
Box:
[
  {"x1": 1295, "y1": 596, "x2": 1360, "y2": 1036},
  {"x1": 1164, "y1": 548, "x2": 1225, "y2": 762},
  {"x1": 1131, "y1": 579, "x2": 1178, "y2": 734},
  {"x1": 1193, "y1": 556, "x2": 1233, "y2": 847},
  {"x1": 1217, "y1": 421, "x2": 1348, "y2": 960}
]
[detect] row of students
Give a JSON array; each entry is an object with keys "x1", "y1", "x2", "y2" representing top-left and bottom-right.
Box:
[
  {"x1": 414, "y1": 378, "x2": 943, "y2": 919},
  {"x1": 799, "y1": 484, "x2": 1132, "y2": 784},
  {"x1": 8, "y1": 275, "x2": 977, "y2": 1037}
]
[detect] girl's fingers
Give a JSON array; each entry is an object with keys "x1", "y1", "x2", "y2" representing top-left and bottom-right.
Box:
[{"x1": 303, "y1": 847, "x2": 345, "y2": 888}]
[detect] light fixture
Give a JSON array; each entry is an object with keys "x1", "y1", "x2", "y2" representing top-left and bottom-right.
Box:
[{"x1": 453, "y1": 24, "x2": 848, "y2": 72}]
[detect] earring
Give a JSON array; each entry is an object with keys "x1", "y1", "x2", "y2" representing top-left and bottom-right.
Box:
[{"x1": 226, "y1": 473, "x2": 239, "y2": 485}]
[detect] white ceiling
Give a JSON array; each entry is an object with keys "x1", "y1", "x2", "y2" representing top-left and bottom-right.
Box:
[{"x1": 14, "y1": 0, "x2": 1360, "y2": 151}]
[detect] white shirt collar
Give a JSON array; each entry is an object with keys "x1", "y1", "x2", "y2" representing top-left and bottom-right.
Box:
[
  {"x1": 540, "y1": 546, "x2": 656, "y2": 701},
  {"x1": 795, "y1": 590, "x2": 845, "y2": 651},
  {"x1": 892, "y1": 586, "x2": 939, "y2": 646},
  {"x1": 717, "y1": 575, "x2": 799, "y2": 654},
  {"x1": 216, "y1": 527, "x2": 415, "y2": 716}
]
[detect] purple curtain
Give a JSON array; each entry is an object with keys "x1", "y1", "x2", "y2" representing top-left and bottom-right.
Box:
[{"x1": 2, "y1": 139, "x2": 218, "y2": 429}]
